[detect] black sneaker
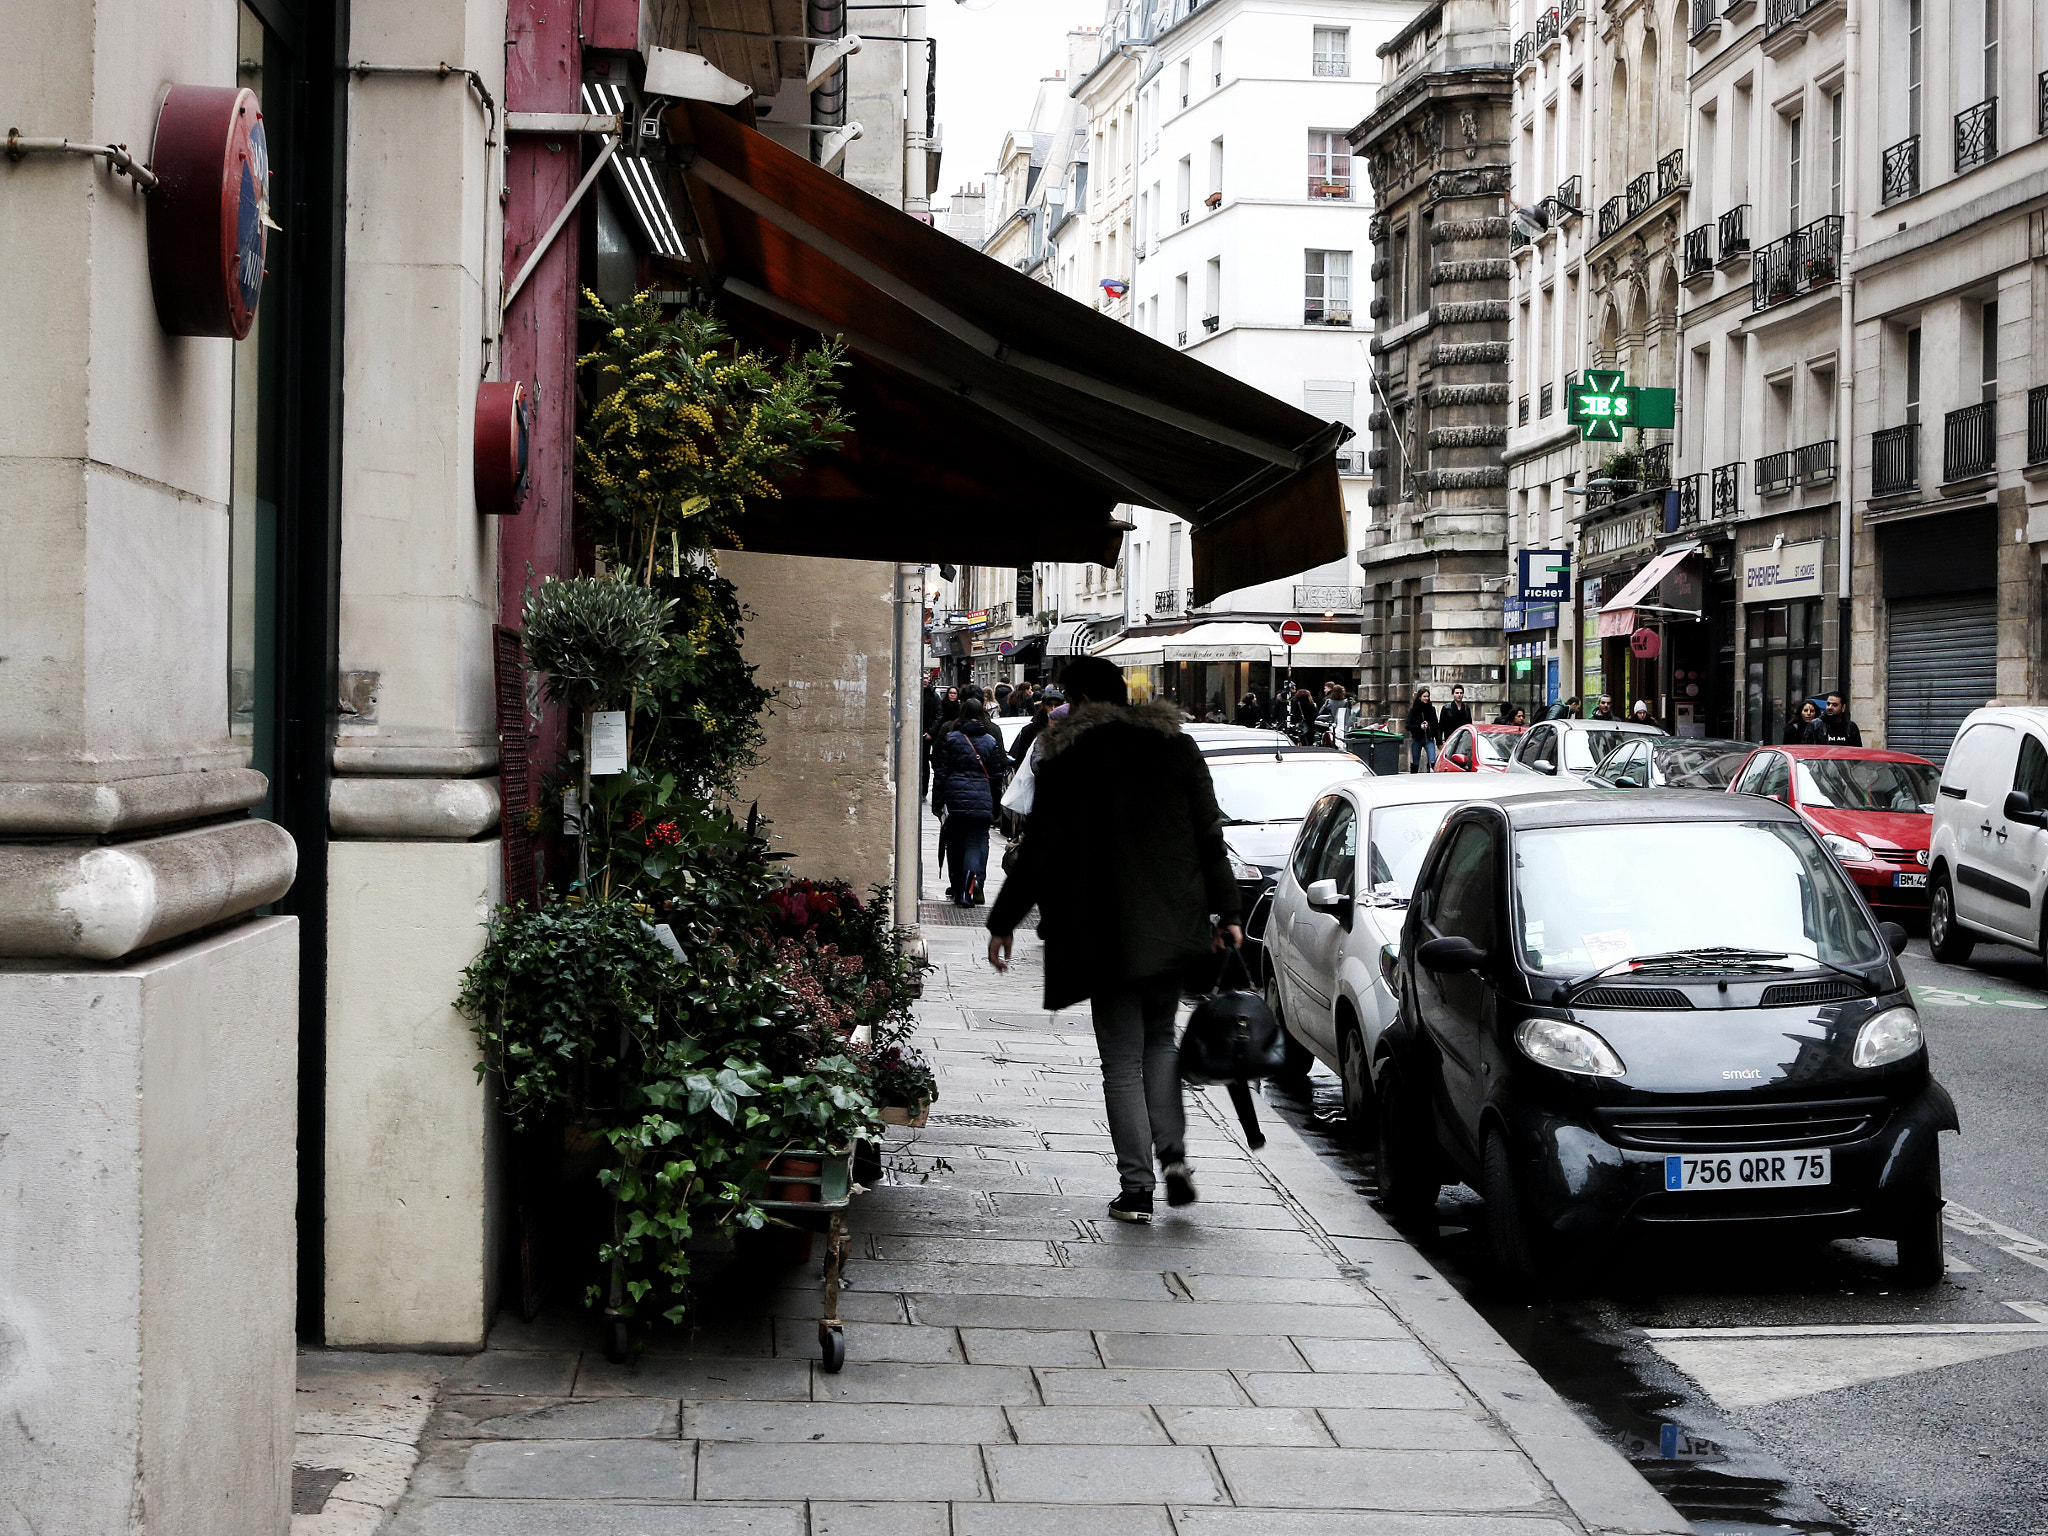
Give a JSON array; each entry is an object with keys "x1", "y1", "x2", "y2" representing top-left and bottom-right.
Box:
[
  {"x1": 1108, "y1": 1189, "x2": 1154, "y2": 1223},
  {"x1": 1163, "y1": 1162, "x2": 1198, "y2": 1207}
]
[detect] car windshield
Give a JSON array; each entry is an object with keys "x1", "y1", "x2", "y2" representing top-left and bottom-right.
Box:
[
  {"x1": 1658, "y1": 744, "x2": 1752, "y2": 789},
  {"x1": 1567, "y1": 729, "x2": 1636, "y2": 770},
  {"x1": 1367, "y1": 801, "x2": 1457, "y2": 899},
  {"x1": 1795, "y1": 758, "x2": 1938, "y2": 813},
  {"x1": 1472, "y1": 731, "x2": 1516, "y2": 762},
  {"x1": 1513, "y1": 819, "x2": 1884, "y2": 973},
  {"x1": 1208, "y1": 759, "x2": 1362, "y2": 824}
]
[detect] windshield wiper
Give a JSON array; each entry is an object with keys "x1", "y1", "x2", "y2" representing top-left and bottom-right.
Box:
[
  {"x1": 1778, "y1": 950, "x2": 1886, "y2": 996},
  {"x1": 1558, "y1": 947, "x2": 1796, "y2": 1001}
]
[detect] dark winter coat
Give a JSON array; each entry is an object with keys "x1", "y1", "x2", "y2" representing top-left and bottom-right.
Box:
[
  {"x1": 1405, "y1": 699, "x2": 1440, "y2": 742},
  {"x1": 988, "y1": 701, "x2": 1240, "y2": 1011},
  {"x1": 1439, "y1": 702, "x2": 1473, "y2": 735},
  {"x1": 1821, "y1": 714, "x2": 1863, "y2": 746},
  {"x1": 931, "y1": 722, "x2": 1007, "y2": 820}
]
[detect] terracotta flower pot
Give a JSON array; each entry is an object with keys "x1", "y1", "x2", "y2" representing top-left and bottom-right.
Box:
[{"x1": 879, "y1": 1103, "x2": 930, "y2": 1128}]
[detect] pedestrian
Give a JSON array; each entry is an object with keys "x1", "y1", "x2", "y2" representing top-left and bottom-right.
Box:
[
  {"x1": 1405, "y1": 687, "x2": 1440, "y2": 772},
  {"x1": 1439, "y1": 684, "x2": 1473, "y2": 737},
  {"x1": 1631, "y1": 699, "x2": 1654, "y2": 726},
  {"x1": 1543, "y1": 696, "x2": 1577, "y2": 722},
  {"x1": 1589, "y1": 694, "x2": 1615, "y2": 721},
  {"x1": 1009, "y1": 682, "x2": 1035, "y2": 717},
  {"x1": 1314, "y1": 683, "x2": 1353, "y2": 745},
  {"x1": 1494, "y1": 700, "x2": 1519, "y2": 724},
  {"x1": 1821, "y1": 692, "x2": 1863, "y2": 746},
  {"x1": 1288, "y1": 686, "x2": 1317, "y2": 742},
  {"x1": 994, "y1": 682, "x2": 1012, "y2": 715},
  {"x1": 987, "y1": 656, "x2": 1241, "y2": 1223},
  {"x1": 1509, "y1": 706, "x2": 1528, "y2": 727},
  {"x1": 930, "y1": 699, "x2": 1008, "y2": 907},
  {"x1": 1789, "y1": 699, "x2": 1825, "y2": 743}
]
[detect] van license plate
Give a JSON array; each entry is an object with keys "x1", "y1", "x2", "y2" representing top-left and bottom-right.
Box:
[
  {"x1": 1664, "y1": 1150, "x2": 1831, "y2": 1191},
  {"x1": 1895, "y1": 872, "x2": 1927, "y2": 888}
]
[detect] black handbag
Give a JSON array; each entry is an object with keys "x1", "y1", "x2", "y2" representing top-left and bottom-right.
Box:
[{"x1": 1178, "y1": 940, "x2": 1287, "y2": 1085}]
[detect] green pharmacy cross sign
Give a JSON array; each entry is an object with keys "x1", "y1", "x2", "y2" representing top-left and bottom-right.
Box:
[{"x1": 1569, "y1": 370, "x2": 1675, "y2": 442}]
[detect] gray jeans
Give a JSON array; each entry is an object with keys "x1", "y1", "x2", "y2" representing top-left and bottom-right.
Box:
[{"x1": 1090, "y1": 974, "x2": 1187, "y2": 1192}]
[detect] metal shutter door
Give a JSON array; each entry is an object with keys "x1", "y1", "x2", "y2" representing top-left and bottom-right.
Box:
[{"x1": 1885, "y1": 594, "x2": 1997, "y2": 764}]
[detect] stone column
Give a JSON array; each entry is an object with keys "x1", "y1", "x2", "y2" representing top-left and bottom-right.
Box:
[
  {"x1": 0, "y1": 0, "x2": 297, "y2": 1529},
  {"x1": 321, "y1": 0, "x2": 508, "y2": 1349}
]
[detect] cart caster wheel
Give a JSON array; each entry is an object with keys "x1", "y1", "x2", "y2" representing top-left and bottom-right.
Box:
[
  {"x1": 607, "y1": 1319, "x2": 630, "y2": 1364},
  {"x1": 818, "y1": 1323, "x2": 846, "y2": 1374}
]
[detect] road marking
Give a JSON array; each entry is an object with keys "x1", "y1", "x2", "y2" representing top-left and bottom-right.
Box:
[
  {"x1": 1910, "y1": 983, "x2": 2048, "y2": 1010},
  {"x1": 2005, "y1": 1301, "x2": 2048, "y2": 1324},
  {"x1": 1645, "y1": 1322, "x2": 2048, "y2": 1339},
  {"x1": 1944, "y1": 1202, "x2": 2048, "y2": 1274}
]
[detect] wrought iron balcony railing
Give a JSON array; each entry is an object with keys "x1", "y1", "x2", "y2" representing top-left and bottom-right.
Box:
[
  {"x1": 1882, "y1": 136, "x2": 1920, "y2": 204},
  {"x1": 1711, "y1": 462, "x2": 1741, "y2": 521},
  {"x1": 1763, "y1": 0, "x2": 1806, "y2": 34},
  {"x1": 1202, "y1": 314, "x2": 1220, "y2": 332},
  {"x1": 1657, "y1": 149, "x2": 1686, "y2": 199},
  {"x1": 1599, "y1": 196, "x2": 1624, "y2": 240},
  {"x1": 1513, "y1": 31, "x2": 1535, "y2": 67},
  {"x1": 1556, "y1": 175, "x2": 1582, "y2": 216},
  {"x1": 1643, "y1": 443, "x2": 1672, "y2": 489},
  {"x1": 1956, "y1": 98, "x2": 1997, "y2": 175},
  {"x1": 1561, "y1": 0, "x2": 1583, "y2": 21},
  {"x1": 1153, "y1": 589, "x2": 1186, "y2": 616},
  {"x1": 1718, "y1": 202, "x2": 1750, "y2": 258},
  {"x1": 1751, "y1": 214, "x2": 1842, "y2": 311},
  {"x1": 1683, "y1": 223, "x2": 1715, "y2": 274},
  {"x1": 1535, "y1": 8, "x2": 1560, "y2": 48},
  {"x1": 1757, "y1": 440, "x2": 1835, "y2": 496},
  {"x1": 1519, "y1": 394, "x2": 1530, "y2": 425},
  {"x1": 1539, "y1": 382, "x2": 1554, "y2": 418},
  {"x1": 2031, "y1": 385, "x2": 2048, "y2": 468},
  {"x1": 1944, "y1": 401, "x2": 1996, "y2": 482},
  {"x1": 1627, "y1": 171, "x2": 1653, "y2": 221},
  {"x1": 1293, "y1": 585, "x2": 1365, "y2": 611},
  {"x1": 1675, "y1": 472, "x2": 1736, "y2": 528},
  {"x1": 1872, "y1": 423, "x2": 1918, "y2": 497},
  {"x1": 2040, "y1": 70, "x2": 2048, "y2": 138},
  {"x1": 1690, "y1": 0, "x2": 1718, "y2": 36}
]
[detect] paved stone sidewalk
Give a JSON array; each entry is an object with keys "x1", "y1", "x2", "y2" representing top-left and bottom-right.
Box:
[{"x1": 373, "y1": 816, "x2": 1690, "y2": 1536}]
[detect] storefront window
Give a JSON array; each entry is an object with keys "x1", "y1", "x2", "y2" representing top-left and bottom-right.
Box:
[{"x1": 1745, "y1": 597, "x2": 1823, "y2": 743}]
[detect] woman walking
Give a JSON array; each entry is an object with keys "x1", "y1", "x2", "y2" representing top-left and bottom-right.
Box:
[
  {"x1": 1405, "y1": 687, "x2": 1440, "y2": 772},
  {"x1": 987, "y1": 658, "x2": 1241, "y2": 1224},
  {"x1": 931, "y1": 699, "x2": 1008, "y2": 906}
]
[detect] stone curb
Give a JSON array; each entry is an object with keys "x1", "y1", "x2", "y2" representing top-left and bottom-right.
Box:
[{"x1": 1194, "y1": 1087, "x2": 1693, "y2": 1536}]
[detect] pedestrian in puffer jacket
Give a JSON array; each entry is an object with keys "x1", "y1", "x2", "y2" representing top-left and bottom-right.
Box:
[{"x1": 931, "y1": 699, "x2": 1008, "y2": 905}]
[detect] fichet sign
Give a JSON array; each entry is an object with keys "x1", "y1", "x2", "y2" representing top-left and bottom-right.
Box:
[
  {"x1": 1519, "y1": 548, "x2": 1572, "y2": 602},
  {"x1": 147, "y1": 85, "x2": 270, "y2": 339}
]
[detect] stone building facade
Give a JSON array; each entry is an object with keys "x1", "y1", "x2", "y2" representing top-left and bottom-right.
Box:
[{"x1": 1355, "y1": 0, "x2": 1515, "y2": 718}]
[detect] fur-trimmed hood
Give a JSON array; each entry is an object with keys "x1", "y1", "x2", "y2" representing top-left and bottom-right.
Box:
[{"x1": 1037, "y1": 699, "x2": 1185, "y2": 762}]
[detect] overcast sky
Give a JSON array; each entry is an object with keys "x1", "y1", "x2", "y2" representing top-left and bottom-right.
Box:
[{"x1": 928, "y1": 0, "x2": 1102, "y2": 209}]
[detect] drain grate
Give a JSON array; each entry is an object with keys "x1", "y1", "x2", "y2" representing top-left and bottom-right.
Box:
[
  {"x1": 919, "y1": 901, "x2": 989, "y2": 928},
  {"x1": 932, "y1": 1113, "x2": 1024, "y2": 1129}
]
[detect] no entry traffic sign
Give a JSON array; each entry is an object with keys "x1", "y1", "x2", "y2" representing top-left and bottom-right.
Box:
[{"x1": 1280, "y1": 620, "x2": 1304, "y2": 646}]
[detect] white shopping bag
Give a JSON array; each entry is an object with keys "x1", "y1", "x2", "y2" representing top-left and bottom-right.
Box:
[{"x1": 1000, "y1": 739, "x2": 1038, "y2": 815}]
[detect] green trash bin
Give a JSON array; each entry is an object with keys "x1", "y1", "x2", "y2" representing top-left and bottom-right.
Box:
[{"x1": 1347, "y1": 729, "x2": 1404, "y2": 776}]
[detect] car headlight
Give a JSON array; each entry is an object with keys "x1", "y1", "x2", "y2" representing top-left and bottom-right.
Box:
[
  {"x1": 1230, "y1": 860, "x2": 1265, "y2": 882},
  {"x1": 1822, "y1": 833, "x2": 1876, "y2": 863},
  {"x1": 1853, "y1": 1006, "x2": 1923, "y2": 1068},
  {"x1": 1516, "y1": 1018, "x2": 1627, "y2": 1077}
]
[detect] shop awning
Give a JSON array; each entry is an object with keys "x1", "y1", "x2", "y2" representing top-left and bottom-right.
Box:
[
  {"x1": 658, "y1": 102, "x2": 1349, "y2": 601},
  {"x1": 1597, "y1": 544, "x2": 1696, "y2": 638},
  {"x1": 1045, "y1": 618, "x2": 1104, "y2": 658}
]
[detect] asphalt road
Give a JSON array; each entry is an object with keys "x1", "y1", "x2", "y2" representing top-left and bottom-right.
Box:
[{"x1": 1269, "y1": 935, "x2": 2048, "y2": 1536}]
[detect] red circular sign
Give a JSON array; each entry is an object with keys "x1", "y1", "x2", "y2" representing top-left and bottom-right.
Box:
[
  {"x1": 475, "y1": 381, "x2": 533, "y2": 514},
  {"x1": 1629, "y1": 627, "x2": 1661, "y2": 660},
  {"x1": 147, "y1": 85, "x2": 269, "y2": 339},
  {"x1": 1280, "y1": 620, "x2": 1304, "y2": 646}
]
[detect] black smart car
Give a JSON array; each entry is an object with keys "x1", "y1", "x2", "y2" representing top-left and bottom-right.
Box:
[{"x1": 1376, "y1": 788, "x2": 1956, "y2": 1290}]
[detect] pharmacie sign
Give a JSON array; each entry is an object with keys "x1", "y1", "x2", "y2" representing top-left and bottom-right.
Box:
[
  {"x1": 1568, "y1": 370, "x2": 1676, "y2": 442},
  {"x1": 1741, "y1": 540, "x2": 1825, "y2": 603}
]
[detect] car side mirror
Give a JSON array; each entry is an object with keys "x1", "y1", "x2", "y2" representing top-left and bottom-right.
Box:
[
  {"x1": 1416, "y1": 935, "x2": 1487, "y2": 974},
  {"x1": 1449, "y1": 753, "x2": 1470, "y2": 771},
  {"x1": 1533, "y1": 760, "x2": 1556, "y2": 775},
  {"x1": 1879, "y1": 921, "x2": 1909, "y2": 957},
  {"x1": 2004, "y1": 790, "x2": 2045, "y2": 827},
  {"x1": 1305, "y1": 878, "x2": 1351, "y2": 913}
]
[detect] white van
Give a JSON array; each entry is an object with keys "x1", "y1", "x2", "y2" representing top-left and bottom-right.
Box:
[{"x1": 1927, "y1": 706, "x2": 2048, "y2": 962}]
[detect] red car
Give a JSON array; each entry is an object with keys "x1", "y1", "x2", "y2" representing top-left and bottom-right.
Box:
[
  {"x1": 1435, "y1": 722, "x2": 1524, "y2": 773},
  {"x1": 1728, "y1": 744, "x2": 1939, "y2": 919}
]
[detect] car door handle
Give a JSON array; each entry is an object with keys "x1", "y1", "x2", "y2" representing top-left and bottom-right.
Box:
[
  {"x1": 1981, "y1": 823, "x2": 1994, "y2": 835},
  {"x1": 1997, "y1": 827, "x2": 2009, "y2": 842}
]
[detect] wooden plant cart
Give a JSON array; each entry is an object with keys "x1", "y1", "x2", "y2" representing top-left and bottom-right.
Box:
[{"x1": 751, "y1": 1146, "x2": 858, "y2": 1372}]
